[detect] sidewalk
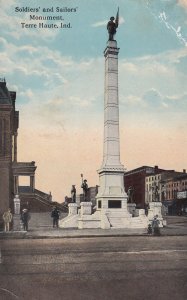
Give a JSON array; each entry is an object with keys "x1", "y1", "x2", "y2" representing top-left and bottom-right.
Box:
[{"x1": 0, "y1": 216, "x2": 186, "y2": 239}]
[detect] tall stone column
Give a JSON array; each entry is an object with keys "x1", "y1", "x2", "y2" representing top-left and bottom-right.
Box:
[
  {"x1": 30, "y1": 175, "x2": 35, "y2": 192},
  {"x1": 96, "y1": 40, "x2": 129, "y2": 216},
  {"x1": 102, "y1": 40, "x2": 123, "y2": 169},
  {"x1": 14, "y1": 175, "x2": 19, "y2": 195}
]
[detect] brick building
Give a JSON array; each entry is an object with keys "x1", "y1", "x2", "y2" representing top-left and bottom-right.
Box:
[{"x1": 124, "y1": 166, "x2": 171, "y2": 208}]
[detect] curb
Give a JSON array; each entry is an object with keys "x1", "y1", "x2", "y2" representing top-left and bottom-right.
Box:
[{"x1": 0, "y1": 231, "x2": 187, "y2": 239}]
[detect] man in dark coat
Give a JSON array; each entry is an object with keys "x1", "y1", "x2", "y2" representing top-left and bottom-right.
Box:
[
  {"x1": 21, "y1": 208, "x2": 30, "y2": 231},
  {"x1": 51, "y1": 206, "x2": 60, "y2": 228}
]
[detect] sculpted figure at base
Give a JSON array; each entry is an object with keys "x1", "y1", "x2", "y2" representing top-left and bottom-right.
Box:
[
  {"x1": 127, "y1": 186, "x2": 134, "y2": 203},
  {"x1": 107, "y1": 8, "x2": 119, "y2": 41},
  {"x1": 71, "y1": 185, "x2": 76, "y2": 203},
  {"x1": 81, "y1": 174, "x2": 89, "y2": 202},
  {"x1": 152, "y1": 184, "x2": 160, "y2": 202}
]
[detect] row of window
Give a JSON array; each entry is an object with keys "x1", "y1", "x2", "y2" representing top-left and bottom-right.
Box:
[
  {"x1": 167, "y1": 181, "x2": 187, "y2": 188},
  {"x1": 146, "y1": 175, "x2": 161, "y2": 182},
  {"x1": 146, "y1": 180, "x2": 187, "y2": 189}
]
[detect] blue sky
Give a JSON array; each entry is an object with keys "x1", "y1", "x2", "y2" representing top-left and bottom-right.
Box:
[{"x1": 0, "y1": 0, "x2": 187, "y2": 201}]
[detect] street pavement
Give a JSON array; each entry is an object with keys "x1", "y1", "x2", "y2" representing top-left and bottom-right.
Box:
[
  {"x1": 0, "y1": 216, "x2": 187, "y2": 300},
  {"x1": 0, "y1": 236, "x2": 187, "y2": 300}
]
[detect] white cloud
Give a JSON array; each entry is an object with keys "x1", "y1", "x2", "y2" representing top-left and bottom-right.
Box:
[
  {"x1": 19, "y1": 89, "x2": 34, "y2": 99},
  {"x1": 18, "y1": 45, "x2": 38, "y2": 54},
  {"x1": 69, "y1": 96, "x2": 94, "y2": 107},
  {"x1": 162, "y1": 102, "x2": 169, "y2": 108},
  {"x1": 92, "y1": 20, "x2": 107, "y2": 27},
  {"x1": 121, "y1": 62, "x2": 138, "y2": 72},
  {"x1": 166, "y1": 93, "x2": 187, "y2": 101},
  {"x1": 121, "y1": 95, "x2": 143, "y2": 105}
]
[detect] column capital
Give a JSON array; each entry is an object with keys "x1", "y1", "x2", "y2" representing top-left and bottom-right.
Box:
[{"x1": 104, "y1": 40, "x2": 119, "y2": 57}]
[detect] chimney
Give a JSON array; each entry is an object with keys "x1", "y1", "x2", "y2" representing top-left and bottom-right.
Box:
[
  {"x1": 154, "y1": 165, "x2": 158, "y2": 173},
  {"x1": 183, "y1": 169, "x2": 186, "y2": 173}
]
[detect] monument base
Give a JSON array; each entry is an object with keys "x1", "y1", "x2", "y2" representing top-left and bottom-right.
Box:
[
  {"x1": 59, "y1": 203, "x2": 79, "y2": 228},
  {"x1": 13, "y1": 215, "x2": 23, "y2": 231},
  {"x1": 127, "y1": 203, "x2": 136, "y2": 216},
  {"x1": 59, "y1": 200, "x2": 150, "y2": 230},
  {"x1": 148, "y1": 202, "x2": 165, "y2": 227}
]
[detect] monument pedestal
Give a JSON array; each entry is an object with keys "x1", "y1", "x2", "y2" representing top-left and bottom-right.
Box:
[
  {"x1": 96, "y1": 194, "x2": 132, "y2": 228},
  {"x1": 13, "y1": 195, "x2": 23, "y2": 231},
  {"x1": 59, "y1": 203, "x2": 78, "y2": 228},
  {"x1": 127, "y1": 203, "x2": 136, "y2": 216},
  {"x1": 80, "y1": 202, "x2": 92, "y2": 216},
  {"x1": 148, "y1": 202, "x2": 165, "y2": 227},
  {"x1": 78, "y1": 202, "x2": 100, "y2": 229},
  {"x1": 68, "y1": 203, "x2": 78, "y2": 215},
  {"x1": 13, "y1": 215, "x2": 23, "y2": 231}
]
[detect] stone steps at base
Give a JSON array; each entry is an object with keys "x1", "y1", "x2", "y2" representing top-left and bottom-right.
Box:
[
  {"x1": 108, "y1": 217, "x2": 147, "y2": 229},
  {"x1": 108, "y1": 217, "x2": 130, "y2": 228}
]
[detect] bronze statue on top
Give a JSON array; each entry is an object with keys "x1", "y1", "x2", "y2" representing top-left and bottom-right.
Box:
[{"x1": 107, "y1": 8, "x2": 119, "y2": 41}]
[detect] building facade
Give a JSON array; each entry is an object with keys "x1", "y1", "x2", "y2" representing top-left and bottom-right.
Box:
[
  {"x1": 124, "y1": 166, "x2": 172, "y2": 208},
  {"x1": 145, "y1": 173, "x2": 162, "y2": 203},
  {"x1": 144, "y1": 171, "x2": 183, "y2": 204},
  {"x1": 161, "y1": 171, "x2": 187, "y2": 215},
  {"x1": 0, "y1": 79, "x2": 18, "y2": 226}
]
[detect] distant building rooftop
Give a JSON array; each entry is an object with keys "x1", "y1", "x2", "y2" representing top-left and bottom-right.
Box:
[
  {"x1": 0, "y1": 79, "x2": 12, "y2": 105},
  {"x1": 124, "y1": 165, "x2": 170, "y2": 176}
]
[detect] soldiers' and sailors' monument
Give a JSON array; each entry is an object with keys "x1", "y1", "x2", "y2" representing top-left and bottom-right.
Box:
[{"x1": 59, "y1": 10, "x2": 163, "y2": 229}]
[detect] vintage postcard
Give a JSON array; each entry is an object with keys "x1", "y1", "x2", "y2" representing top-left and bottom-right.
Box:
[{"x1": 0, "y1": 0, "x2": 187, "y2": 299}]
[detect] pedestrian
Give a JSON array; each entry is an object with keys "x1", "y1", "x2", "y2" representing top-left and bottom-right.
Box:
[
  {"x1": 51, "y1": 206, "x2": 60, "y2": 228},
  {"x1": 147, "y1": 223, "x2": 152, "y2": 235},
  {"x1": 21, "y1": 208, "x2": 30, "y2": 231},
  {"x1": 2, "y1": 208, "x2": 12, "y2": 232},
  {"x1": 152, "y1": 215, "x2": 160, "y2": 236}
]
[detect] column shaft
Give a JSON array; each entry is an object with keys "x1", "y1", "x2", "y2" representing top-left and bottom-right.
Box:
[{"x1": 101, "y1": 40, "x2": 123, "y2": 170}]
